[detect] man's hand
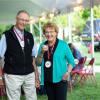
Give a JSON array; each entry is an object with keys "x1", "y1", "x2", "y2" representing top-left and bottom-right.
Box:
[
  {"x1": 0, "y1": 67, "x2": 3, "y2": 76},
  {"x1": 0, "y1": 77, "x2": 4, "y2": 86},
  {"x1": 35, "y1": 70, "x2": 40, "y2": 88}
]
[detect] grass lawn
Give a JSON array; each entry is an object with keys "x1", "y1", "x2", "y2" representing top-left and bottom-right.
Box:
[
  {"x1": 1, "y1": 74, "x2": 100, "y2": 100},
  {"x1": 38, "y1": 73, "x2": 100, "y2": 100},
  {"x1": 67, "y1": 73, "x2": 100, "y2": 100},
  {"x1": 37, "y1": 73, "x2": 100, "y2": 100},
  {"x1": 84, "y1": 52, "x2": 100, "y2": 65}
]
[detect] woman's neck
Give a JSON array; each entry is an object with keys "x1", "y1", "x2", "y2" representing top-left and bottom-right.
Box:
[{"x1": 48, "y1": 38, "x2": 56, "y2": 47}]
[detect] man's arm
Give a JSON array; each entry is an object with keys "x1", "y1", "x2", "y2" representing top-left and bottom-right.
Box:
[
  {"x1": 0, "y1": 57, "x2": 3, "y2": 81},
  {"x1": 0, "y1": 34, "x2": 7, "y2": 78},
  {"x1": 0, "y1": 34, "x2": 7, "y2": 59},
  {"x1": 0, "y1": 57, "x2": 2, "y2": 70},
  {"x1": 32, "y1": 57, "x2": 38, "y2": 71}
]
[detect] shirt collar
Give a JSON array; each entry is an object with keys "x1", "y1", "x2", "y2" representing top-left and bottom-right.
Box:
[{"x1": 14, "y1": 26, "x2": 24, "y2": 34}]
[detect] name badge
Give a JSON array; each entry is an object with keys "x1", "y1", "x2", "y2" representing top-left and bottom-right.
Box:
[
  {"x1": 45, "y1": 61, "x2": 51, "y2": 68},
  {"x1": 20, "y1": 41, "x2": 24, "y2": 48}
]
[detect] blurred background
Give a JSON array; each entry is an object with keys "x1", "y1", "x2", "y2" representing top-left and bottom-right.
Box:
[{"x1": 0, "y1": 0, "x2": 100, "y2": 64}]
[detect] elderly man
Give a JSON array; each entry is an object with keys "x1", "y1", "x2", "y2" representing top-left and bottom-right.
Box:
[{"x1": 0, "y1": 10, "x2": 39, "y2": 100}]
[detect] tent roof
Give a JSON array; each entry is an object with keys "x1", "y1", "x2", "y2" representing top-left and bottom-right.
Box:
[{"x1": 0, "y1": 0, "x2": 100, "y2": 24}]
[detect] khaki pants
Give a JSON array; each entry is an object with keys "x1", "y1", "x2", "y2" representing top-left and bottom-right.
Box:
[{"x1": 4, "y1": 72, "x2": 37, "y2": 100}]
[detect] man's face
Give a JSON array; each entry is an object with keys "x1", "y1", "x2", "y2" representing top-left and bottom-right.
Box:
[{"x1": 16, "y1": 12, "x2": 29, "y2": 31}]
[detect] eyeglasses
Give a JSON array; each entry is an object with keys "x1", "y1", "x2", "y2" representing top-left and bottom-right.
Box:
[
  {"x1": 45, "y1": 31, "x2": 55, "y2": 34},
  {"x1": 17, "y1": 17, "x2": 29, "y2": 23}
]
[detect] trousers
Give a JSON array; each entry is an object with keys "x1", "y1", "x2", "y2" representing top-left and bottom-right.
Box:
[
  {"x1": 4, "y1": 72, "x2": 37, "y2": 100},
  {"x1": 45, "y1": 81, "x2": 68, "y2": 100}
]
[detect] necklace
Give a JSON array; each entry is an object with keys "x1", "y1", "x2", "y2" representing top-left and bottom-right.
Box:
[{"x1": 13, "y1": 27, "x2": 24, "y2": 48}]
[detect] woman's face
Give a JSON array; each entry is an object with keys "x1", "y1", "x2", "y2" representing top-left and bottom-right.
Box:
[{"x1": 44, "y1": 27, "x2": 57, "y2": 42}]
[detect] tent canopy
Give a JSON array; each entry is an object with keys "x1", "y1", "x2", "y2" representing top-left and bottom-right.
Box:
[{"x1": 0, "y1": 0, "x2": 100, "y2": 24}]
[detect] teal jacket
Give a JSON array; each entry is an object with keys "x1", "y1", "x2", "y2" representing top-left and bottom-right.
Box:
[{"x1": 38, "y1": 39, "x2": 75, "y2": 85}]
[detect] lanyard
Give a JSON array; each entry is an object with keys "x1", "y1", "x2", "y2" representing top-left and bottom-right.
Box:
[
  {"x1": 47, "y1": 44, "x2": 55, "y2": 60},
  {"x1": 13, "y1": 28, "x2": 24, "y2": 41}
]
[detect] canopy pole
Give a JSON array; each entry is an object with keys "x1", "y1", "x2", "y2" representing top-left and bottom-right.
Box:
[
  {"x1": 68, "y1": 12, "x2": 72, "y2": 43},
  {"x1": 39, "y1": 22, "x2": 42, "y2": 43},
  {"x1": 90, "y1": 0, "x2": 94, "y2": 58},
  {"x1": 30, "y1": 23, "x2": 33, "y2": 33}
]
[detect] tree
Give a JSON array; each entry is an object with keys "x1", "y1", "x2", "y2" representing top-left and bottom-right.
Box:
[
  {"x1": 81, "y1": 8, "x2": 90, "y2": 20},
  {"x1": 93, "y1": 5, "x2": 100, "y2": 18}
]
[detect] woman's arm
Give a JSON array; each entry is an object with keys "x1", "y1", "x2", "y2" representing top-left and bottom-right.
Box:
[{"x1": 35, "y1": 52, "x2": 43, "y2": 66}]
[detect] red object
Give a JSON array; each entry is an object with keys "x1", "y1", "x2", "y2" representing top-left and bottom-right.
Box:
[
  {"x1": 0, "y1": 68, "x2": 4, "y2": 76},
  {"x1": 88, "y1": 43, "x2": 93, "y2": 54},
  {"x1": 76, "y1": 58, "x2": 97, "y2": 85},
  {"x1": 0, "y1": 85, "x2": 6, "y2": 96},
  {"x1": 70, "y1": 57, "x2": 87, "y2": 88},
  {"x1": 0, "y1": 67, "x2": 6, "y2": 96},
  {"x1": 72, "y1": 56, "x2": 87, "y2": 74}
]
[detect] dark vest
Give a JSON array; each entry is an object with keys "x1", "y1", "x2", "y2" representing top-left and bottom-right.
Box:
[{"x1": 4, "y1": 26, "x2": 34, "y2": 75}]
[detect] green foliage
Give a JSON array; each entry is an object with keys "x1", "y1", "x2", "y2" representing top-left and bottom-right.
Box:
[
  {"x1": 39, "y1": 14, "x2": 68, "y2": 28},
  {"x1": 0, "y1": 24, "x2": 13, "y2": 38},
  {"x1": 81, "y1": 8, "x2": 90, "y2": 20},
  {"x1": 52, "y1": 14, "x2": 68, "y2": 28},
  {"x1": 33, "y1": 22, "x2": 41, "y2": 37},
  {"x1": 71, "y1": 5, "x2": 100, "y2": 36},
  {"x1": 5, "y1": 24, "x2": 12, "y2": 31},
  {"x1": 25, "y1": 25, "x2": 30, "y2": 32},
  {"x1": 0, "y1": 24, "x2": 8, "y2": 38},
  {"x1": 72, "y1": 12, "x2": 86, "y2": 35},
  {"x1": 93, "y1": 5, "x2": 100, "y2": 18}
]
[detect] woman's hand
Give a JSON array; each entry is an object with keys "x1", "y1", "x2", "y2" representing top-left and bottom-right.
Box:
[
  {"x1": 62, "y1": 72, "x2": 70, "y2": 81},
  {"x1": 41, "y1": 45, "x2": 48, "y2": 53}
]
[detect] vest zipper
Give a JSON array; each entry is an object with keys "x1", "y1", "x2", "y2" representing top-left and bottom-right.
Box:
[{"x1": 22, "y1": 48, "x2": 26, "y2": 73}]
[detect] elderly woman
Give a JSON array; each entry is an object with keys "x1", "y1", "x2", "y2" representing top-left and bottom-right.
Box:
[{"x1": 36, "y1": 22, "x2": 75, "y2": 100}]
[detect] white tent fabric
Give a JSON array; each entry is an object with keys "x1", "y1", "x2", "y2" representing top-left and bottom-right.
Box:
[{"x1": 0, "y1": 0, "x2": 100, "y2": 24}]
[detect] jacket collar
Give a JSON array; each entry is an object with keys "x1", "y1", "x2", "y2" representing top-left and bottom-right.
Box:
[{"x1": 9, "y1": 25, "x2": 29, "y2": 39}]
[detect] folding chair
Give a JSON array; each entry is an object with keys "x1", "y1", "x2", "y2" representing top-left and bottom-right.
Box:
[
  {"x1": 77, "y1": 58, "x2": 97, "y2": 86},
  {"x1": 72, "y1": 56, "x2": 87, "y2": 73},
  {"x1": 71, "y1": 56, "x2": 87, "y2": 83}
]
